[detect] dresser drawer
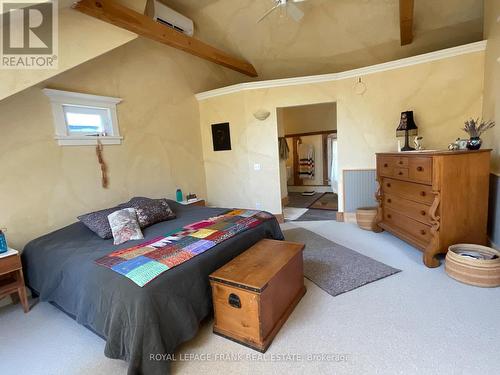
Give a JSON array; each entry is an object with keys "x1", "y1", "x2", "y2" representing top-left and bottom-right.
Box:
[
  {"x1": 408, "y1": 157, "x2": 432, "y2": 184},
  {"x1": 378, "y1": 156, "x2": 409, "y2": 178},
  {"x1": 382, "y1": 178, "x2": 434, "y2": 205},
  {"x1": 382, "y1": 208, "x2": 432, "y2": 246},
  {"x1": 393, "y1": 168, "x2": 409, "y2": 178},
  {"x1": 384, "y1": 194, "x2": 431, "y2": 225},
  {"x1": 0, "y1": 254, "x2": 22, "y2": 275},
  {"x1": 378, "y1": 156, "x2": 408, "y2": 168}
]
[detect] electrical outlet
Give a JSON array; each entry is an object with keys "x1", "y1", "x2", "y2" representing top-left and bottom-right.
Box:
[
  {"x1": 255, "y1": 202, "x2": 262, "y2": 209},
  {"x1": 253, "y1": 163, "x2": 262, "y2": 171}
]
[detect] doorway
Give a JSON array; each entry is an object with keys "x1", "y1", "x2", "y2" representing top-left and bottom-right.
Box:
[{"x1": 277, "y1": 102, "x2": 338, "y2": 221}]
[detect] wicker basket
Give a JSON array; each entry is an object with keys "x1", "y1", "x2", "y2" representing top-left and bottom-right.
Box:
[
  {"x1": 356, "y1": 207, "x2": 382, "y2": 232},
  {"x1": 445, "y1": 244, "x2": 500, "y2": 287}
]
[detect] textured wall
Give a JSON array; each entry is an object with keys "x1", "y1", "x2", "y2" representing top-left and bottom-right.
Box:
[
  {"x1": 482, "y1": 0, "x2": 500, "y2": 245},
  {"x1": 482, "y1": 0, "x2": 500, "y2": 174},
  {"x1": 0, "y1": 7, "x2": 137, "y2": 101},
  {"x1": 0, "y1": 38, "x2": 243, "y2": 250},
  {"x1": 281, "y1": 103, "x2": 337, "y2": 135},
  {"x1": 198, "y1": 49, "x2": 485, "y2": 214}
]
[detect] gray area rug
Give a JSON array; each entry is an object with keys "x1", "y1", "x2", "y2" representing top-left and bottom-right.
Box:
[{"x1": 284, "y1": 228, "x2": 401, "y2": 296}]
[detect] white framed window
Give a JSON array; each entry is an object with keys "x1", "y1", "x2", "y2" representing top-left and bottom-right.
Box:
[{"x1": 43, "y1": 88, "x2": 123, "y2": 146}]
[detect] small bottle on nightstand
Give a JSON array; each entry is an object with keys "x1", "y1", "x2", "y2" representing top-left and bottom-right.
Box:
[{"x1": 0, "y1": 229, "x2": 7, "y2": 254}]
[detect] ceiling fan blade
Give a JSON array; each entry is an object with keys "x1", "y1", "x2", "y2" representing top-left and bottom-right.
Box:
[
  {"x1": 257, "y1": 3, "x2": 281, "y2": 23},
  {"x1": 286, "y1": 3, "x2": 304, "y2": 22}
]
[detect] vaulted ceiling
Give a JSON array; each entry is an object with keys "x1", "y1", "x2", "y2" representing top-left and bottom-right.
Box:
[{"x1": 160, "y1": 0, "x2": 484, "y2": 80}]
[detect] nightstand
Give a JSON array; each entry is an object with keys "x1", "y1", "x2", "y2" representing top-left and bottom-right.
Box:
[
  {"x1": 179, "y1": 199, "x2": 206, "y2": 207},
  {"x1": 0, "y1": 249, "x2": 29, "y2": 313}
]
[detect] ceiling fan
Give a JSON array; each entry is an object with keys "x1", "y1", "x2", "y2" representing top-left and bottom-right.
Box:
[{"x1": 257, "y1": 0, "x2": 307, "y2": 23}]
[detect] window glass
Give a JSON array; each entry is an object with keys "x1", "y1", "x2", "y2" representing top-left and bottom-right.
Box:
[{"x1": 63, "y1": 105, "x2": 110, "y2": 135}]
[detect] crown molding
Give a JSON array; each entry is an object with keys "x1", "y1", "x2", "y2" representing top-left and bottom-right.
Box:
[{"x1": 196, "y1": 40, "x2": 487, "y2": 101}]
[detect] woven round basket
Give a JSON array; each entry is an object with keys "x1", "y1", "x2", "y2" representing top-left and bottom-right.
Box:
[
  {"x1": 445, "y1": 244, "x2": 500, "y2": 287},
  {"x1": 356, "y1": 207, "x2": 383, "y2": 233}
]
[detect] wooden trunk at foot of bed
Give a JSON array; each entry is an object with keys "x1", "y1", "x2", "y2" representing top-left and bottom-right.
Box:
[{"x1": 209, "y1": 239, "x2": 305, "y2": 352}]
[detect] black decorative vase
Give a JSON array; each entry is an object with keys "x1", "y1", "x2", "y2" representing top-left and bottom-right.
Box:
[{"x1": 466, "y1": 137, "x2": 482, "y2": 150}]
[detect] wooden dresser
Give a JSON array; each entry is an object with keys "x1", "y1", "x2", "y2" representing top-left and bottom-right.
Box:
[{"x1": 376, "y1": 150, "x2": 491, "y2": 268}]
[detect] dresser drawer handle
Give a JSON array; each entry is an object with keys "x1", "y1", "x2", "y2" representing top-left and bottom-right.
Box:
[
  {"x1": 398, "y1": 171, "x2": 403, "y2": 175},
  {"x1": 421, "y1": 210, "x2": 426, "y2": 216},
  {"x1": 417, "y1": 166, "x2": 424, "y2": 172},
  {"x1": 387, "y1": 214, "x2": 392, "y2": 219},
  {"x1": 384, "y1": 163, "x2": 388, "y2": 167},
  {"x1": 420, "y1": 229, "x2": 427, "y2": 235},
  {"x1": 386, "y1": 183, "x2": 391, "y2": 188},
  {"x1": 399, "y1": 160, "x2": 403, "y2": 165},
  {"x1": 387, "y1": 198, "x2": 392, "y2": 203},
  {"x1": 420, "y1": 191, "x2": 426, "y2": 197}
]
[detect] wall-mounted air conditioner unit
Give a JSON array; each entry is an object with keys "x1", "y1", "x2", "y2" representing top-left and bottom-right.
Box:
[{"x1": 152, "y1": 0, "x2": 194, "y2": 36}]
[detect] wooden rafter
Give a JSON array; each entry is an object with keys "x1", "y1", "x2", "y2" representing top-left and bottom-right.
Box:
[
  {"x1": 399, "y1": 0, "x2": 414, "y2": 46},
  {"x1": 74, "y1": 0, "x2": 258, "y2": 77}
]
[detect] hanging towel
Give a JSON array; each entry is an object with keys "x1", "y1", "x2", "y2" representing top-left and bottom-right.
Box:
[
  {"x1": 278, "y1": 137, "x2": 290, "y2": 160},
  {"x1": 298, "y1": 143, "x2": 314, "y2": 179}
]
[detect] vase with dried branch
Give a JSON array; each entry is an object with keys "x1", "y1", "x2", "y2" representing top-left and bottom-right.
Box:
[{"x1": 462, "y1": 118, "x2": 495, "y2": 150}]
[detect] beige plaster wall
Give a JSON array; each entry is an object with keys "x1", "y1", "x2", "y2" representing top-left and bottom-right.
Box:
[
  {"x1": 0, "y1": 37, "x2": 243, "y2": 250},
  {"x1": 482, "y1": 0, "x2": 500, "y2": 174},
  {"x1": 198, "y1": 50, "x2": 485, "y2": 214},
  {"x1": 0, "y1": 7, "x2": 138, "y2": 101},
  {"x1": 281, "y1": 103, "x2": 337, "y2": 135}
]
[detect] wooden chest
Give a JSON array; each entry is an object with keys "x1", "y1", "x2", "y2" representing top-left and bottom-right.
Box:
[
  {"x1": 376, "y1": 150, "x2": 491, "y2": 268},
  {"x1": 209, "y1": 239, "x2": 305, "y2": 352}
]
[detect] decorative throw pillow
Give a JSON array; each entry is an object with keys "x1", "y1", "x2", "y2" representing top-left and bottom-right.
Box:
[
  {"x1": 123, "y1": 197, "x2": 176, "y2": 228},
  {"x1": 108, "y1": 208, "x2": 144, "y2": 245},
  {"x1": 77, "y1": 206, "x2": 122, "y2": 239}
]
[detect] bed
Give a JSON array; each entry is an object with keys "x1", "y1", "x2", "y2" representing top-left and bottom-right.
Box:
[{"x1": 22, "y1": 201, "x2": 284, "y2": 375}]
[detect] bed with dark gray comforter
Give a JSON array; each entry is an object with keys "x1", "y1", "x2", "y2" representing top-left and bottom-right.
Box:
[{"x1": 22, "y1": 201, "x2": 283, "y2": 375}]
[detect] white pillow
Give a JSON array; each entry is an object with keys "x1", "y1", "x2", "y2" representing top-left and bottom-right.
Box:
[{"x1": 108, "y1": 208, "x2": 144, "y2": 245}]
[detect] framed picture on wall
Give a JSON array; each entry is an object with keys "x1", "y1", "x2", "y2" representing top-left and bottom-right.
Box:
[{"x1": 211, "y1": 122, "x2": 231, "y2": 151}]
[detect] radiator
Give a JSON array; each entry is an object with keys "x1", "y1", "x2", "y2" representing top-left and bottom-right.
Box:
[{"x1": 343, "y1": 169, "x2": 377, "y2": 212}]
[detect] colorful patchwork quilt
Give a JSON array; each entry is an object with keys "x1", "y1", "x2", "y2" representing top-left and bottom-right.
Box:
[{"x1": 95, "y1": 209, "x2": 274, "y2": 287}]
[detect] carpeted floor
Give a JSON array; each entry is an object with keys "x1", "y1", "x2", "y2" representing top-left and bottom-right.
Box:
[
  {"x1": 283, "y1": 228, "x2": 400, "y2": 296},
  {"x1": 1, "y1": 221, "x2": 500, "y2": 375}
]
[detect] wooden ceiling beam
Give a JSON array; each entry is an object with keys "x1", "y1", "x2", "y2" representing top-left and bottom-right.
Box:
[
  {"x1": 73, "y1": 0, "x2": 258, "y2": 77},
  {"x1": 399, "y1": 0, "x2": 414, "y2": 46}
]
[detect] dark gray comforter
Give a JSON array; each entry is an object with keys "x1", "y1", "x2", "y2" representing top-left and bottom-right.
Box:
[{"x1": 22, "y1": 201, "x2": 284, "y2": 375}]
